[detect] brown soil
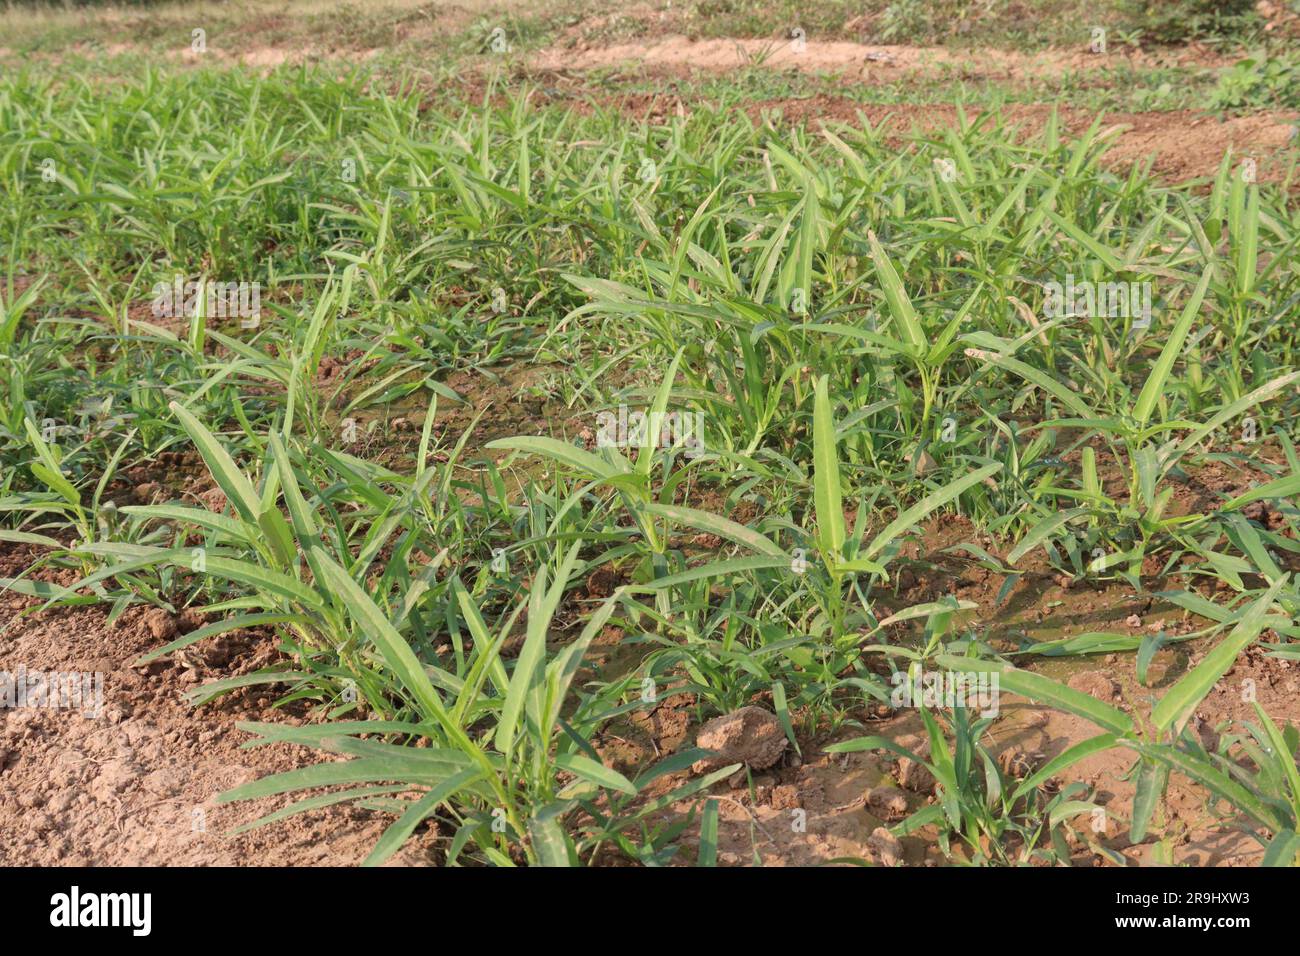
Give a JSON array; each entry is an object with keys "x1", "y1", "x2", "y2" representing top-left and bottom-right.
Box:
[
  {"x1": 0, "y1": 546, "x2": 438, "y2": 866},
  {"x1": 644, "y1": 670, "x2": 1292, "y2": 867},
  {"x1": 533, "y1": 35, "x2": 1239, "y2": 81}
]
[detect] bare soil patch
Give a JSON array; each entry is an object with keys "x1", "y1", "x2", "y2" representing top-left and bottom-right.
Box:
[
  {"x1": 0, "y1": 546, "x2": 437, "y2": 867},
  {"x1": 533, "y1": 35, "x2": 1239, "y2": 82}
]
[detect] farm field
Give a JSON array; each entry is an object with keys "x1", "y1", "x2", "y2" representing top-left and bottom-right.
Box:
[{"x1": 2, "y1": 0, "x2": 1300, "y2": 872}]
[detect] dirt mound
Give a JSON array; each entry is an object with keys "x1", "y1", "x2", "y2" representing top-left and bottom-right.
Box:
[{"x1": 533, "y1": 35, "x2": 1236, "y2": 81}]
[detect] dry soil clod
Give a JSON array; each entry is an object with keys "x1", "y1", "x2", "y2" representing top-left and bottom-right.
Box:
[
  {"x1": 866, "y1": 785, "x2": 910, "y2": 821},
  {"x1": 691, "y1": 706, "x2": 788, "y2": 774},
  {"x1": 868, "y1": 826, "x2": 904, "y2": 867}
]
